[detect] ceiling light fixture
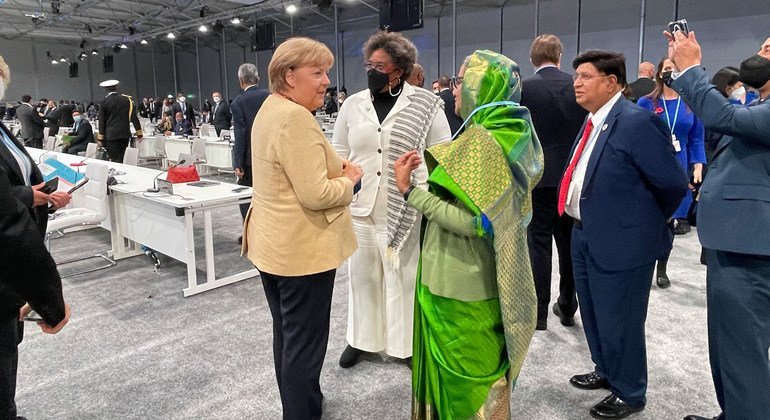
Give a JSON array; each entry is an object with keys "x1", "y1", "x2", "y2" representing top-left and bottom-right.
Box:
[
  {"x1": 286, "y1": 4, "x2": 298, "y2": 14},
  {"x1": 230, "y1": 17, "x2": 241, "y2": 25},
  {"x1": 59, "y1": 57, "x2": 66, "y2": 62},
  {"x1": 167, "y1": 32, "x2": 175, "y2": 39},
  {"x1": 119, "y1": 43, "x2": 128, "y2": 49},
  {"x1": 51, "y1": 60, "x2": 58, "y2": 65},
  {"x1": 140, "y1": 39, "x2": 148, "y2": 45},
  {"x1": 91, "y1": 49, "x2": 98, "y2": 55},
  {"x1": 198, "y1": 24, "x2": 208, "y2": 33}
]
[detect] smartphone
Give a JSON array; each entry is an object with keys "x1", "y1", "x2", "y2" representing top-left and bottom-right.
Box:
[
  {"x1": 668, "y1": 19, "x2": 689, "y2": 36},
  {"x1": 231, "y1": 186, "x2": 249, "y2": 193},
  {"x1": 353, "y1": 179, "x2": 362, "y2": 194},
  {"x1": 40, "y1": 177, "x2": 59, "y2": 194},
  {"x1": 67, "y1": 177, "x2": 90, "y2": 194},
  {"x1": 23, "y1": 309, "x2": 44, "y2": 323}
]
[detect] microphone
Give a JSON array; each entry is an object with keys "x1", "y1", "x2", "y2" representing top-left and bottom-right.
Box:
[
  {"x1": 70, "y1": 144, "x2": 104, "y2": 167},
  {"x1": 147, "y1": 159, "x2": 186, "y2": 193}
]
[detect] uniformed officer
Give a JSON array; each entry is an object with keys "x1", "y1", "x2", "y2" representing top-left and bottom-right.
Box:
[{"x1": 97, "y1": 79, "x2": 142, "y2": 162}]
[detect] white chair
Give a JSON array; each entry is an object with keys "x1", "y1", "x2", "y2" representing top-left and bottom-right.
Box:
[
  {"x1": 45, "y1": 162, "x2": 116, "y2": 277},
  {"x1": 45, "y1": 137, "x2": 56, "y2": 151},
  {"x1": 79, "y1": 142, "x2": 98, "y2": 157},
  {"x1": 190, "y1": 137, "x2": 208, "y2": 175},
  {"x1": 139, "y1": 135, "x2": 167, "y2": 168},
  {"x1": 43, "y1": 126, "x2": 50, "y2": 140},
  {"x1": 123, "y1": 147, "x2": 139, "y2": 166}
]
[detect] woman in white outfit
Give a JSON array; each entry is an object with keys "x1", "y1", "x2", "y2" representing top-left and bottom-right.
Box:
[{"x1": 332, "y1": 31, "x2": 452, "y2": 368}]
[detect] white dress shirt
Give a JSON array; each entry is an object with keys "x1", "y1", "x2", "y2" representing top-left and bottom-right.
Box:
[{"x1": 565, "y1": 90, "x2": 623, "y2": 220}]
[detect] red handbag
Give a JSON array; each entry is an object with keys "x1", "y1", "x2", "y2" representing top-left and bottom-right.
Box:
[{"x1": 166, "y1": 165, "x2": 200, "y2": 183}]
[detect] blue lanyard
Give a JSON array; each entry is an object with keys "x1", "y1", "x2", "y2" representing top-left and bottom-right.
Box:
[
  {"x1": 662, "y1": 97, "x2": 681, "y2": 133},
  {"x1": 452, "y1": 100, "x2": 519, "y2": 140}
]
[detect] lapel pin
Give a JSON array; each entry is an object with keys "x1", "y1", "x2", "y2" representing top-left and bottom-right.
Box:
[{"x1": 602, "y1": 123, "x2": 608, "y2": 131}]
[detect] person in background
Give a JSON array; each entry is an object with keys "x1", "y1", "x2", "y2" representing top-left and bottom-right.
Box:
[
  {"x1": 210, "y1": 91, "x2": 231, "y2": 136},
  {"x1": 521, "y1": 34, "x2": 588, "y2": 330},
  {"x1": 431, "y1": 80, "x2": 439, "y2": 94},
  {"x1": 666, "y1": 31, "x2": 770, "y2": 420},
  {"x1": 171, "y1": 93, "x2": 195, "y2": 127},
  {"x1": 399, "y1": 49, "x2": 542, "y2": 419},
  {"x1": 323, "y1": 91, "x2": 337, "y2": 115},
  {"x1": 332, "y1": 30, "x2": 451, "y2": 370},
  {"x1": 42, "y1": 100, "x2": 60, "y2": 139},
  {"x1": 242, "y1": 37, "x2": 362, "y2": 420},
  {"x1": 63, "y1": 110, "x2": 94, "y2": 155},
  {"x1": 16, "y1": 94, "x2": 44, "y2": 148},
  {"x1": 58, "y1": 100, "x2": 75, "y2": 128},
  {"x1": 157, "y1": 112, "x2": 173, "y2": 135},
  {"x1": 406, "y1": 63, "x2": 425, "y2": 88},
  {"x1": 637, "y1": 57, "x2": 706, "y2": 288},
  {"x1": 231, "y1": 63, "x2": 270, "y2": 243},
  {"x1": 436, "y1": 74, "x2": 464, "y2": 135},
  {"x1": 86, "y1": 102, "x2": 98, "y2": 120},
  {"x1": 172, "y1": 111, "x2": 192, "y2": 136},
  {"x1": 97, "y1": 79, "x2": 143, "y2": 163},
  {"x1": 565, "y1": 50, "x2": 687, "y2": 419},
  {"x1": 628, "y1": 61, "x2": 656, "y2": 102},
  {"x1": 139, "y1": 97, "x2": 151, "y2": 119}
]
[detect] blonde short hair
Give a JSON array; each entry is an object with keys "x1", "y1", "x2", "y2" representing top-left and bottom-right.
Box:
[{"x1": 268, "y1": 37, "x2": 334, "y2": 93}]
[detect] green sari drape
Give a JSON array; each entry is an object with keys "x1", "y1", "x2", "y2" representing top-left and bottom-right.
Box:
[{"x1": 411, "y1": 50, "x2": 544, "y2": 419}]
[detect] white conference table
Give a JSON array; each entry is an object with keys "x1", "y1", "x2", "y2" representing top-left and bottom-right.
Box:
[{"x1": 27, "y1": 147, "x2": 258, "y2": 297}]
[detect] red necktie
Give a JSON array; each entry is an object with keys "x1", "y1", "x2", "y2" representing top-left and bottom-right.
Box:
[{"x1": 558, "y1": 119, "x2": 594, "y2": 215}]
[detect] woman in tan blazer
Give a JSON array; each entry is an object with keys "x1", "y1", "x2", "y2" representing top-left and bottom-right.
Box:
[{"x1": 241, "y1": 37, "x2": 363, "y2": 420}]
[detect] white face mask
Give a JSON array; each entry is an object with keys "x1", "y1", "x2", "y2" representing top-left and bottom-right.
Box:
[
  {"x1": 178, "y1": 97, "x2": 186, "y2": 103},
  {"x1": 729, "y1": 86, "x2": 746, "y2": 100},
  {"x1": 213, "y1": 97, "x2": 221, "y2": 103}
]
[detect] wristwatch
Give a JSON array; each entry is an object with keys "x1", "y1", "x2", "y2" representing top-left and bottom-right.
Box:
[{"x1": 403, "y1": 185, "x2": 416, "y2": 201}]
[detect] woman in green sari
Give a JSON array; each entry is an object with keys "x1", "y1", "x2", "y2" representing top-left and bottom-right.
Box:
[{"x1": 394, "y1": 49, "x2": 543, "y2": 419}]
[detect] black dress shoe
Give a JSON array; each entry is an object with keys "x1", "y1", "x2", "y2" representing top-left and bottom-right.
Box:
[
  {"x1": 536, "y1": 318, "x2": 547, "y2": 331},
  {"x1": 590, "y1": 393, "x2": 644, "y2": 419},
  {"x1": 683, "y1": 416, "x2": 718, "y2": 420},
  {"x1": 570, "y1": 372, "x2": 610, "y2": 390},
  {"x1": 674, "y1": 219, "x2": 691, "y2": 235},
  {"x1": 552, "y1": 303, "x2": 575, "y2": 326},
  {"x1": 656, "y1": 272, "x2": 671, "y2": 288},
  {"x1": 339, "y1": 345, "x2": 364, "y2": 368}
]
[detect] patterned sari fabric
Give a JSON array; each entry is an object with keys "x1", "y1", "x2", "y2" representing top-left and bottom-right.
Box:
[{"x1": 412, "y1": 50, "x2": 543, "y2": 419}]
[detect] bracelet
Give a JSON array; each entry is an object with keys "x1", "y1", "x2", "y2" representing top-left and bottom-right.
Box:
[{"x1": 403, "y1": 185, "x2": 416, "y2": 201}]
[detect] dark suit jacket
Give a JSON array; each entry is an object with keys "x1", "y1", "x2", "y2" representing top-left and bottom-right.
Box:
[
  {"x1": 438, "y1": 88, "x2": 463, "y2": 136},
  {"x1": 44, "y1": 107, "x2": 61, "y2": 137},
  {"x1": 628, "y1": 77, "x2": 656, "y2": 103},
  {"x1": 66, "y1": 119, "x2": 95, "y2": 151},
  {"x1": 98, "y1": 92, "x2": 142, "y2": 141},
  {"x1": 16, "y1": 103, "x2": 44, "y2": 139},
  {"x1": 231, "y1": 86, "x2": 270, "y2": 169},
  {"x1": 521, "y1": 67, "x2": 589, "y2": 188},
  {"x1": 563, "y1": 97, "x2": 688, "y2": 271},
  {"x1": 171, "y1": 102, "x2": 196, "y2": 127},
  {"x1": 173, "y1": 119, "x2": 193, "y2": 136},
  {"x1": 672, "y1": 67, "x2": 770, "y2": 256},
  {"x1": 211, "y1": 101, "x2": 232, "y2": 132}
]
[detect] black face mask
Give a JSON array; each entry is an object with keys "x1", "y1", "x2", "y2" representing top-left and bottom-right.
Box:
[
  {"x1": 367, "y1": 68, "x2": 392, "y2": 94},
  {"x1": 660, "y1": 71, "x2": 673, "y2": 85},
  {"x1": 739, "y1": 54, "x2": 770, "y2": 90}
]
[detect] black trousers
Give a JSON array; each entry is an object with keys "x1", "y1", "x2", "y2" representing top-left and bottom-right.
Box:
[
  {"x1": 706, "y1": 249, "x2": 770, "y2": 420},
  {"x1": 103, "y1": 138, "x2": 129, "y2": 163},
  {"x1": 23, "y1": 138, "x2": 42, "y2": 149},
  {"x1": 527, "y1": 187, "x2": 577, "y2": 321},
  {"x1": 260, "y1": 268, "x2": 335, "y2": 420},
  {"x1": 237, "y1": 166, "x2": 252, "y2": 219},
  {"x1": 0, "y1": 317, "x2": 23, "y2": 420}
]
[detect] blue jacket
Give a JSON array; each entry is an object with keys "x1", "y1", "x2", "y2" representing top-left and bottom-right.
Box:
[
  {"x1": 231, "y1": 86, "x2": 270, "y2": 169},
  {"x1": 672, "y1": 67, "x2": 770, "y2": 256},
  {"x1": 565, "y1": 97, "x2": 688, "y2": 271}
]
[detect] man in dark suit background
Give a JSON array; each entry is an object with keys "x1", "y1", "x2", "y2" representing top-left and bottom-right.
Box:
[
  {"x1": 97, "y1": 79, "x2": 143, "y2": 163},
  {"x1": 172, "y1": 112, "x2": 192, "y2": 136},
  {"x1": 437, "y1": 75, "x2": 463, "y2": 135},
  {"x1": 15, "y1": 95, "x2": 44, "y2": 148},
  {"x1": 231, "y1": 63, "x2": 269, "y2": 234},
  {"x1": 627, "y1": 61, "x2": 656, "y2": 102},
  {"x1": 63, "y1": 110, "x2": 94, "y2": 155},
  {"x1": 520, "y1": 34, "x2": 588, "y2": 331},
  {"x1": 563, "y1": 50, "x2": 687, "y2": 419},
  {"x1": 210, "y1": 91, "x2": 231, "y2": 136},
  {"x1": 58, "y1": 100, "x2": 75, "y2": 128},
  {"x1": 171, "y1": 92, "x2": 196, "y2": 127},
  {"x1": 667, "y1": 32, "x2": 770, "y2": 420}
]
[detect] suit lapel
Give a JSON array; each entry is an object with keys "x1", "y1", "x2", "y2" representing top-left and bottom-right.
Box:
[
  {"x1": 582, "y1": 99, "x2": 623, "y2": 191},
  {"x1": 0, "y1": 122, "x2": 39, "y2": 183}
]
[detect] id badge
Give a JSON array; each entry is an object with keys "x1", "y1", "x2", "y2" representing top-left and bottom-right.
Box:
[{"x1": 672, "y1": 134, "x2": 682, "y2": 152}]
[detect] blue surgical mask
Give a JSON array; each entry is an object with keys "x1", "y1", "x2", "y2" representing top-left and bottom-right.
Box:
[{"x1": 73, "y1": 115, "x2": 82, "y2": 123}]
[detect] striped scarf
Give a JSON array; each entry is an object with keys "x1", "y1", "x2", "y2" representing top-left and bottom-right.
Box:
[{"x1": 385, "y1": 88, "x2": 442, "y2": 267}]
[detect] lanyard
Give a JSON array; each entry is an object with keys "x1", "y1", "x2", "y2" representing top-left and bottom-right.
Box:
[
  {"x1": 452, "y1": 100, "x2": 519, "y2": 140},
  {"x1": 662, "y1": 96, "x2": 681, "y2": 133}
]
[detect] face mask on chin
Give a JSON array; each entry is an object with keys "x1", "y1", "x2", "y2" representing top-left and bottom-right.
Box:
[{"x1": 739, "y1": 54, "x2": 770, "y2": 90}]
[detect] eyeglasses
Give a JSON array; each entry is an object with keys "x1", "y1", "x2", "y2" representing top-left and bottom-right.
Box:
[
  {"x1": 572, "y1": 73, "x2": 611, "y2": 82},
  {"x1": 364, "y1": 62, "x2": 391, "y2": 73},
  {"x1": 451, "y1": 76, "x2": 463, "y2": 88}
]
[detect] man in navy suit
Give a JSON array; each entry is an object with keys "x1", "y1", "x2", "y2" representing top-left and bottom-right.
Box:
[
  {"x1": 521, "y1": 34, "x2": 588, "y2": 330},
  {"x1": 437, "y1": 75, "x2": 463, "y2": 135},
  {"x1": 562, "y1": 50, "x2": 687, "y2": 419},
  {"x1": 63, "y1": 110, "x2": 94, "y2": 155},
  {"x1": 231, "y1": 63, "x2": 269, "y2": 223},
  {"x1": 667, "y1": 32, "x2": 770, "y2": 420},
  {"x1": 172, "y1": 112, "x2": 192, "y2": 136}
]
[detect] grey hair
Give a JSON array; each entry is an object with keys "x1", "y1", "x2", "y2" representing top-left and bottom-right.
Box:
[
  {"x1": 238, "y1": 63, "x2": 260, "y2": 85},
  {"x1": 363, "y1": 31, "x2": 418, "y2": 80}
]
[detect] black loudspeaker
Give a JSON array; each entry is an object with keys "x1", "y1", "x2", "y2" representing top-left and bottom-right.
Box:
[
  {"x1": 69, "y1": 62, "x2": 79, "y2": 78},
  {"x1": 103, "y1": 55, "x2": 114, "y2": 73},
  {"x1": 379, "y1": 0, "x2": 423, "y2": 32},
  {"x1": 250, "y1": 22, "x2": 276, "y2": 52}
]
